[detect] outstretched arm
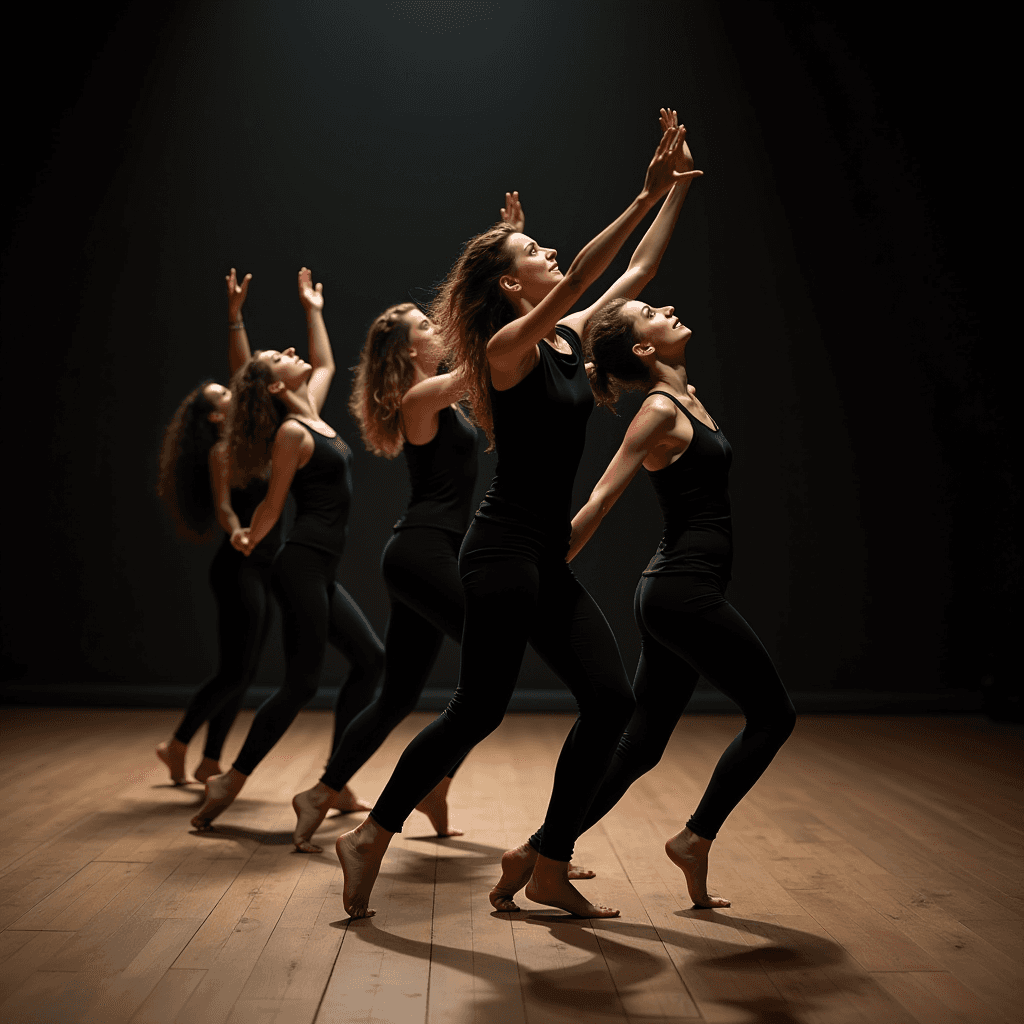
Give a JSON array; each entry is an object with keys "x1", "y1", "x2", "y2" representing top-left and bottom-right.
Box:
[
  {"x1": 298, "y1": 267, "x2": 335, "y2": 414},
  {"x1": 487, "y1": 123, "x2": 698, "y2": 377},
  {"x1": 561, "y1": 110, "x2": 701, "y2": 339},
  {"x1": 227, "y1": 268, "x2": 253, "y2": 375},
  {"x1": 568, "y1": 397, "x2": 677, "y2": 560}
]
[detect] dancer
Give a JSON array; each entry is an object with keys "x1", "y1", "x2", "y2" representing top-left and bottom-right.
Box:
[
  {"x1": 191, "y1": 268, "x2": 384, "y2": 829},
  {"x1": 335, "y1": 112, "x2": 702, "y2": 919},
  {"x1": 290, "y1": 195, "x2": 537, "y2": 851},
  {"x1": 562, "y1": 271, "x2": 797, "y2": 908},
  {"x1": 155, "y1": 269, "x2": 279, "y2": 785}
]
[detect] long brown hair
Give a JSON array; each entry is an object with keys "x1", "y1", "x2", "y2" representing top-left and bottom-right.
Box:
[
  {"x1": 432, "y1": 222, "x2": 518, "y2": 449},
  {"x1": 225, "y1": 355, "x2": 287, "y2": 487},
  {"x1": 584, "y1": 298, "x2": 649, "y2": 413},
  {"x1": 348, "y1": 302, "x2": 418, "y2": 458},
  {"x1": 157, "y1": 380, "x2": 221, "y2": 541}
]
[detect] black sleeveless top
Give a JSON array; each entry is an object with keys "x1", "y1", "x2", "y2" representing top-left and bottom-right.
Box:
[
  {"x1": 284, "y1": 420, "x2": 353, "y2": 556},
  {"x1": 395, "y1": 405, "x2": 479, "y2": 536},
  {"x1": 230, "y1": 476, "x2": 280, "y2": 561},
  {"x1": 642, "y1": 391, "x2": 733, "y2": 588},
  {"x1": 475, "y1": 324, "x2": 594, "y2": 548}
]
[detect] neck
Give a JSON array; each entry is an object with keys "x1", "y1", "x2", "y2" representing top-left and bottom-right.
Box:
[
  {"x1": 647, "y1": 359, "x2": 688, "y2": 394},
  {"x1": 279, "y1": 383, "x2": 317, "y2": 420}
]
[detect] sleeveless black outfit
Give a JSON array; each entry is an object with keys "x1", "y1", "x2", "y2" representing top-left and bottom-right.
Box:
[
  {"x1": 371, "y1": 326, "x2": 633, "y2": 861},
  {"x1": 231, "y1": 421, "x2": 384, "y2": 777},
  {"x1": 572, "y1": 391, "x2": 795, "y2": 841},
  {"x1": 320, "y1": 405, "x2": 479, "y2": 791},
  {"x1": 173, "y1": 477, "x2": 280, "y2": 762}
]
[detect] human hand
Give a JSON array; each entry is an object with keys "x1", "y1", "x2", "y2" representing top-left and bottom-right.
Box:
[
  {"x1": 231, "y1": 527, "x2": 252, "y2": 554},
  {"x1": 227, "y1": 268, "x2": 251, "y2": 322},
  {"x1": 659, "y1": 109, "x2": 696, "y2": 175},
  {"x1": 500, "y1": 191, "x2": 525, "y2": 232},
  {"x1": 642, "y1": 124, "x2": 702, "y2": 200},
  {"x1": 298, "y1": 267, "x2": 324, "y2": 313}
]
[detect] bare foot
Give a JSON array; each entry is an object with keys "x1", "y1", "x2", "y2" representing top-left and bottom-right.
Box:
[
  {"x1": 156, "y1": 740, "x2": 188, "y2": 785},
  {"x1": 335, "y1": 784, "x2": 374, "y2": 815},
  {"x1": 193, "y1": 757, "x2": 221, "y2": 784},
  {"x1": 524, "y1": 854, "x2": 619, "y2": 918},
  {"x1": 568, "y1": 862, "x2": 596, "y2": 880},
  {"x1": 414, "y1": 777, "x2": 464, "y2": 837},
  {"x1": 292, "y1": 782, "x2": 339, "y2": 852},
  {"x1": 190, "y1": 768, "x2": 246, "y2": 831},
  {"x1": 489, "y1": 843, "x2": 538, "y2": 912},
  {"x1": 335, "y1": 817, "x2": 393, "y2": 919},
  {"x1": 665, "y1": 827, "x2": 731, "y2": 908}
]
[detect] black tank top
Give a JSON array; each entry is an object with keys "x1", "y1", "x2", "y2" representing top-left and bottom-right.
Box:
[
  {"x1": 395, "y1": 405, "x2": 479, "y2": 535},
  {"x1": 642, "y1": 391, "x2": 733, "y2": 584},
  {"x1": 231, "y1": 475, "x2": 280, "y2": 561},
  {"x1": 475, "y1": 324, "x2": 594, "y2": 548},
  {"x1": 284, "y1": 420, "x2": 352, "y2": 556}
]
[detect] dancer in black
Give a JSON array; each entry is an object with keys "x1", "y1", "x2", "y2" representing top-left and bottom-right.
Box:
[
  {"x1": 289, "y1": 195, "x2": 560, "y2": 852},
  {"x1": 191, "y1": 268, "x2": 384, "y2": 829},
  {"x1": 335, "y1": 112, "x2": 702, "y2": 919},
  {"x1": 562, "y1": 268, "x2": 797, "y2": 907},
  {"x1": 155, "y1": 269, "x2": 280, "y2": 785}
]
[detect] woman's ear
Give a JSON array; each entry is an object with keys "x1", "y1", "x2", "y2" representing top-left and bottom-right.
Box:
[
  {"x1": 632, "y1": 342, "x2": 657, "y2": 361},
  {"x1": 268, "y1": 379, "x2": 286, "y2": 395},
  {"x1": 499, "y1": 274, "x2": 521, "y2": 296}
]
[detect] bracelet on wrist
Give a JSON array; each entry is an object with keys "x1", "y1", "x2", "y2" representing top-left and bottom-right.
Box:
[{"x1": 229, "y1": 321, "x2": 245, "y2": 331}]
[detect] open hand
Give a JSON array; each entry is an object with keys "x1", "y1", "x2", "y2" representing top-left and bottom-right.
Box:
[
  {"x1": 500, "y1": 191, "x2": 525, "y2": 232},
  {"x1": 227, "y1": 268, "x2": 251, "y2": 322},
  {"x1": 642, "y1": 123, "x2": 703, "y2": 200},
  {"x1": 298, "y1": 267, "x2": 324, "y2": 313}
]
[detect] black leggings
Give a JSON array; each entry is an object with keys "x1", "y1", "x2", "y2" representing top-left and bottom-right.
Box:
[
  {"x1": 321, "y1": 527, "x2": 467, "y2": 791},
  {"x1": 371, "y1": 519, "x2": 634, "y2": 861},
  {"x1": 577, "y1": 574, "x2": 796, "y2": 841},
  {"x1": 232, "y1": 542, "x2": 384, "y2": 777},
  {"x1": 173, "y1": 540, "x2": 274, "y2": 761}
]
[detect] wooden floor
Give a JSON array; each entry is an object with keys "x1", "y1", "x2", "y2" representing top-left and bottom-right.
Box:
[{"x1": 0, "y1": 710, "x2": 1020, "y2": 1024}]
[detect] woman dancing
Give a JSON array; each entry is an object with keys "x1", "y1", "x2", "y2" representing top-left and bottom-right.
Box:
[
  {"x1": 335, "y1": 113, "x2": 702, "y2": 919},
  {"x1": 563, "y1": 277, "x2": 797, "y2": 908},
  {"x1": 191, "y1": 268, "x2": 384, "y2": 829},
  {"x1": 155, "y1": 269, "x2": 280, "y2": 785},
  {"x1": 289, "y1": 195, "x2": 538, "y2": 851}
]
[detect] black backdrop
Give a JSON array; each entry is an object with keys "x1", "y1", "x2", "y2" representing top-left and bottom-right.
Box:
[{"x1": 1, "y1": 3, "x2": 1006, "y2": 711}]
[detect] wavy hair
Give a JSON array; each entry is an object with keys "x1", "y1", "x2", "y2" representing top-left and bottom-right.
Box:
[
  {"x1": 432, "y1": 222, "x2": 518, "y2": 449},
  {"x1": 348, "y1": 302, "x2": 418, "y2": 458},
  {"x1": 584, "y1": 298, "x2": 650, "y2": 412},
  {"x1": 157, "y1": 380, "x2": 221, "y2": 541},
  {"x1": 225, "y1": 355, "x2": 287, "y2": 487}
]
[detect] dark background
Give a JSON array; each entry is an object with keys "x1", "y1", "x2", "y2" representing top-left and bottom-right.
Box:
[{"x1": 1, "y1": 3, "x2": 1007, "y2": 712}]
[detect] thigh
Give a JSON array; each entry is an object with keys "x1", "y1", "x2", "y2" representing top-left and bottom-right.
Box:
[
  {"x1": 529, "y1": 559, "x2": 630, "y2": 706},
  {"x1": 273, "y1": 544, "x2": 332, "y2": 656},
  {"x1": 382, "y1": 529, "x2": 465, "y2": 643},
  {"x1": 327, "y1": 581, "x2": 383, "y2": 667}
]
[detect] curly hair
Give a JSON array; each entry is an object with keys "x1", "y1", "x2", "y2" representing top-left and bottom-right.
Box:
[
  {"x1": 226, "y1": 354, "x2": 287, "y2": 487},
  {"x1": 584, "y1": 298, "x2": 651, "y2": 413},
  {"x1": 157, "y1": 380, "x2": 222, "y2": 542},
  {"x1": 432, "y1": 222, "x2": 518, "y2": 449},
  {"x1": 348, "y1": 302, "x2": 419, "y2": 458}
]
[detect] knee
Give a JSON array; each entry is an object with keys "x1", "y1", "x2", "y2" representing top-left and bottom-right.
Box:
[
  {"x1": 602, "y1": 688, "x2": 636, "y2": 728},
  {"x1": 754, "y1": 699, "x2": 796, "y2": 745}
]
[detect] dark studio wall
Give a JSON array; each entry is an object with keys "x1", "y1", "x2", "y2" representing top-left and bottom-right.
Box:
[{"x1": 1, "y1": 3, "x2": 1003, "y2": 710}]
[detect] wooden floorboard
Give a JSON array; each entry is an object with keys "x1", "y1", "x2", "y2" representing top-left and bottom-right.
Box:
[{"x1": 0, "y1": 709, "x2": 1020, "y2": 1024}]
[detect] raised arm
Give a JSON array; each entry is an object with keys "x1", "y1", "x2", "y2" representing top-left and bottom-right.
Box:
[
  {"x1": 226, "y1": 268, "x2": 253, "y2": 375},
  {"x1": 567, "y1": 397, "x2": 677, "y2": 560},
  {"x1": 298, "y1": 267, "x2": 335, "y2": 415},
  {"x1": 238, "y1": 420, "x2": 307, "y2": 553},
  {"x1": 401, "y1": 367, "x2": 471, "y2": 445},
  {"x1": 561, "y1": 111, "x2": 701, "y2": 339},
  {"x1": 487, "y1": 125, "x2": 696, "y2": 375}
]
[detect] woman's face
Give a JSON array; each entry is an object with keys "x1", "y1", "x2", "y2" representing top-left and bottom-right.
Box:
[
  {"x1": 401, "y1": 309, "x2": 444, "y2": 373},
  {"x1": 623, "y1": 300, "x2": 691, "y2": 358},
  {"x1": 203, "y1": 382, "x2": 232, "y2": 421},
  {"x1": 257, "y1": 348, "x2": 310, "y2": 390},
  {"x1": 506, "y1": 232, "x2": 561, "y2": 304}
]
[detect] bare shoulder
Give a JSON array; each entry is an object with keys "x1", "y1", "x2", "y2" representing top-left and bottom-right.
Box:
[
  {"x1": 625, "y1": 393, "x2": 677, "y2": 445},
  {"x1": 275, "y1": 419, "x2": 309, "y2": 447},
  {"x1": 557, "y1": 311, "x2": 588, "y2": 340}
]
